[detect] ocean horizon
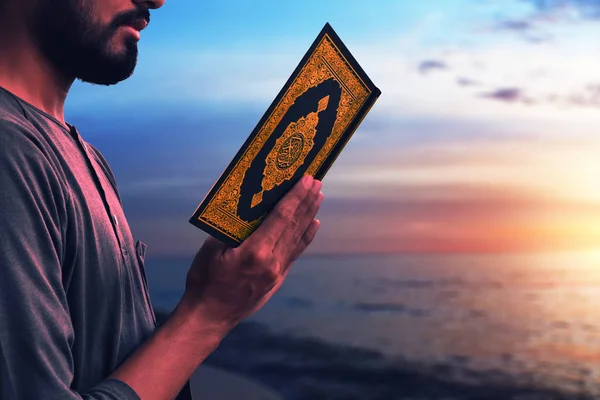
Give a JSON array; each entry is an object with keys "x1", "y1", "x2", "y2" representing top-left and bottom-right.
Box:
[{"x1": 146, "y1": 251, "x2": 600, "y2": 399}]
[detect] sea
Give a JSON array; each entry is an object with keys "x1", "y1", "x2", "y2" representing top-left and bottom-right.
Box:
[{"x1": 145, "y1": 251, "x2": 600, "y2": 400}]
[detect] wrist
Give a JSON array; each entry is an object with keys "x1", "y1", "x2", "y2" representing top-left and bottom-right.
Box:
[{"x1": 174, "y1": 292, "x2": 237, "y2": 337}]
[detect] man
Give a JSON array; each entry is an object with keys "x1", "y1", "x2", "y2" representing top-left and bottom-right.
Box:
[{"x1": 0, "y1": 0, "x2": 323, "y2": 399}]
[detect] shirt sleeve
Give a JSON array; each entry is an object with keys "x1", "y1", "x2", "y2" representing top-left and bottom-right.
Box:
[{"x1": 0, "y1": 122, "x2": 140, "y2": 400}]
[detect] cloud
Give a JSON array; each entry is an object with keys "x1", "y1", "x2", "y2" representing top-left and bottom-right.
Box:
[
  {"x1": 496, "y1": 19, "x2": 535, "y2": 31},
  {"x1": 456, "y1": 77, "x2": 480, "y2": 87},
  {"x1": 471, "y1": 0, "x2": 600, "y2": 49},
  {"x1": 563, "y1": 83, "x2": 600, "y2": 107},
  {"x1": 526, "y1": 0, "x2": 600, "y2": 19},
  {"x1": 480, "y1": 88, "x2": 535, "y2": 104},
  {"x1": 476, "y1": 83, "x2": 600, "y2": 109},
  {"x1": 418, "y1": 60, "x2": 449, "y2": 75},
  {"x1": 491, "y1": 17, "x2": 553, "y2": 43}
]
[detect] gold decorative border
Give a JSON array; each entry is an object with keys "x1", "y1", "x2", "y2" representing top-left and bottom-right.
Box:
[{"x1": 197, "y1": 34, "x2": 372, "y2": 242}]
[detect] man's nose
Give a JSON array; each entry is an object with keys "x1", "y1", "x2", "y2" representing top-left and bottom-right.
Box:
[{"x1": 133, "y1": 0, "x2": 165, "y2": 10}]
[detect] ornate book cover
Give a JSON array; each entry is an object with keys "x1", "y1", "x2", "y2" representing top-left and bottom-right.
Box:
[{"x1": 189, "y1": 22, "x2": 381, "y2": 246}]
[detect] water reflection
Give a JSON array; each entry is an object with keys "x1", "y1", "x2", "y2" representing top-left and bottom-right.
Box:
[{"x1": 146, "y1": 251, "x2": 600, "y2": 397}]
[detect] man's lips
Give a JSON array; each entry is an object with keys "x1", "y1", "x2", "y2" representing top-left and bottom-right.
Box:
[{"x1": 123, "y1": 19, "x2": 148, "y2": 32}]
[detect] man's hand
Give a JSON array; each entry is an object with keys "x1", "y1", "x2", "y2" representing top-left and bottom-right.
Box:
[
  {"x1": 182, "y1": 174, "x2": 323, "y2": 329},
  {"x1": 109, "y1": 175, "x2": 322, "y2": 400}
]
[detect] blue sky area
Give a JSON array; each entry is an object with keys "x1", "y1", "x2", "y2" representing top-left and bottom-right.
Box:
[{"x1": 66, "y1": 0, "x2": 600, "y2": 256}]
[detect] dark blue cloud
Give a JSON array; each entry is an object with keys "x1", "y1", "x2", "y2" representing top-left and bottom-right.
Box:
[
  {"x1": 418, "y1": 60, "x2": 449, "y2": 75},
  {"x1": 526, "y1": 0, "x2": 600, "y2": 19},
  {"x1": 496, "y1": 19, "x2": 535, "y2": 31},
  {"x1": 476, "y1": 83, "x2": 600, "y2": 109},
  {"x1": 492, "y1": 17, "x2": 553, "y2": 43},
  {"x1": 480, "y1": 88, "x2": 535, "y2": 104},
  {"x1": 491, "y1": 0, "x2": 599, "y2": 44}
]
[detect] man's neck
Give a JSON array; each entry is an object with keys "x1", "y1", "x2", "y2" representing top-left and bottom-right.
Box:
[{"x1": 0, "y1": 24, "x2": 73, "y2": 127}]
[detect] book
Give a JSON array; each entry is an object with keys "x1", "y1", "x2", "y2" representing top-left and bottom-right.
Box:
[{"x1": 189, "y1": 22, "x2": 381, "y2": 247}]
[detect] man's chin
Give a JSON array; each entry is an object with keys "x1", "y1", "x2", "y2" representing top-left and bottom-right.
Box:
[
  {"x1": 75, "y1": 54, "x2": 138, "y2": 85},
  {"x1": 77, "y1": 67, "x2": 136, "y2": 86}
]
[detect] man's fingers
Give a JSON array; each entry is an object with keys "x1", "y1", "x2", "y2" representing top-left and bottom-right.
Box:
[
  {"x1": 273, "y1": 179, "x2": 322, "y2": 258},
  {"x1": 291, "y1": 178, "x2": 322, "y2": 231},
  {"x1": 195, "y1": 235, "x2": 228, "y2": 262},
  {"x1": 243, "y1": 175, "x2": 314, "y2": 250},
  {"x1": 296, "y1": 184, "x2": 322, "y2": 236},
  {"x1": 286, "y1": 218, "x2": 321, "y2": 266}
]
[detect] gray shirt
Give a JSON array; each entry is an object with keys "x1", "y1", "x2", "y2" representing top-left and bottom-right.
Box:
[{"x1": 0, "y1": 87, "x2": 192, "y2": 399}]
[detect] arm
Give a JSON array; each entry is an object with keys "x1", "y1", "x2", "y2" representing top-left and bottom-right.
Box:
[
  {"x1": 110, "y1": 174, "x2": 323, "y2": 400},
  {"x1": 108, "y1": 296, "x2": 229, "y2": 399},
  {"x1": 0, "y1": 124, "x2": 141, "y2": 399}
]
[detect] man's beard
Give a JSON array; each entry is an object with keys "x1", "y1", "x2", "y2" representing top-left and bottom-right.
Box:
[{"x1": 31, "y1": 0, "x2": 144, "y2": 86}]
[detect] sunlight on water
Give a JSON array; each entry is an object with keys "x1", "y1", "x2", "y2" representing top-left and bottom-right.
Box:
[{"x1": 250, "y1": 251, "x2": 600, "y2": 395}]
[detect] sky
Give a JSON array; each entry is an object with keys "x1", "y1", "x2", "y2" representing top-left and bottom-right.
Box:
[{"x1": 65, "y1": 0, "x2": 600, "y2": 256}]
